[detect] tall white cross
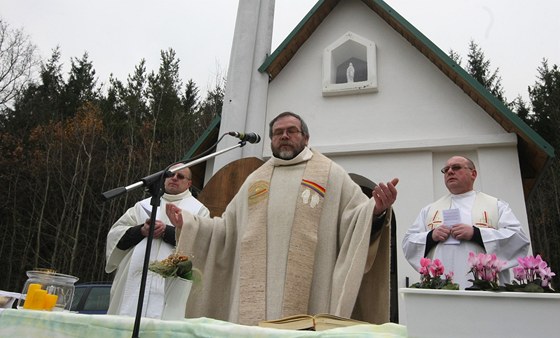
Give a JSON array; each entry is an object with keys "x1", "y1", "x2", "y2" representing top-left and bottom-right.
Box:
[{"x1": 211, "y1": 0, "x2": 276, "y2": 175}]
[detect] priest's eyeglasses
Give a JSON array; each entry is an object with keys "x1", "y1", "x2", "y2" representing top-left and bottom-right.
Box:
[
  {"x1": 440, "y1": 165, "x2": 472, "y2": 174},
  {"x1": 170, "y1": 172, "x2": 191, "y2": 180},
  {"x1": 272, "y1": 127, "x2": 303, "y2": 138}
]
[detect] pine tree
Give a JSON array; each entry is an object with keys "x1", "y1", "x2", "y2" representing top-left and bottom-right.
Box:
[
  {"x1": 514, "y1": 59, "x2": 560, "y2": 288},
  {"x1": 465, "y1": 40, "x2": 506, "y2": 103},
  {"x1": 62, "y1": 52, "x2": 100, "y2": 118}
]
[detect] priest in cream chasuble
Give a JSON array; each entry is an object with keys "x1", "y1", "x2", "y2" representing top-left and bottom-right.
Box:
[{"x1": 167, "y1": 112, "x2": 398, "y2": 325}]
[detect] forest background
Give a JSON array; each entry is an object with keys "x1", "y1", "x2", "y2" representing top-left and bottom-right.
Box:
[{"x1": 1, "y1": 18, "x2": 559, "y2": 294}]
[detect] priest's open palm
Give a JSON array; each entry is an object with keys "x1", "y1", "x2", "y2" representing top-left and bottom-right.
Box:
[
  {"x1": 166, "y1": 203, "x2": 184, "y2": 229},
  {"x1": 372, "y1": 178, "x2": 399, "y2": 216}
]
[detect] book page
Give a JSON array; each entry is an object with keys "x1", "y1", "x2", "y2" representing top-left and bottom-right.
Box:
[
  {"x1": 259, "y1": 313, "x2": 369, "y2": 331},
  {"x1": 314, "y1": 314, "x2": 368, "y2": 331},
  {"x1": 258, "y1": 314, "x2": 314, "y2": 330}
]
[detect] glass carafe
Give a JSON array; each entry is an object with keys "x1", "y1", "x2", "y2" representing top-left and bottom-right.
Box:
[{"x1": 18, "y1": 269, "x2": 79, "y2": 311}]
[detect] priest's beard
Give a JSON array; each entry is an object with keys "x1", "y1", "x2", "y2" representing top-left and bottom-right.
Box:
[
  {"x1": 273, "y1": 145, "x2": 306, "y2": 160},
  {"x1": 272, "y1": 138, "x2": 306, "y2": 160},
  {"x1": 277, "y1": 150, "x2": 296, "y2": 160}
]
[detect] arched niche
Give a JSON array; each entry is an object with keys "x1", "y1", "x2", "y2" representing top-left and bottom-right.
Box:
[{"x1": 322, "y1": 31, "x2": 378, "y2": 96}]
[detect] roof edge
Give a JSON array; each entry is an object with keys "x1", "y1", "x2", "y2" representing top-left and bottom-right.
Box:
[
  {"x1": 367, "y1": 0, "x2": 555, "y2": 158},
  {"x1": 183, "y1": 114, "x2": 221, "y2": 160},
  {"x1": 259, "y1": 0, "x2": 333, "y2": 73}
]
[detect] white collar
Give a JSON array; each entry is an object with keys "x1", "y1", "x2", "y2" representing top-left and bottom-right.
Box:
[
  {"x1": 451, "y1": 190, "x2": 476, "y2": 199},
  {"x1": 270, "y1": 147, "x2": 313, "y2": 167},
  {"x1": 163, "y1": 189, "x2": 193, "y2": 202}
]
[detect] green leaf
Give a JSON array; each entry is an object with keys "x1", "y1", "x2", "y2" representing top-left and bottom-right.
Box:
[
  {"x1": 176, "y1": 260, "x2": 193, "y2": 279},
  {"x1": 524, "y1": 283, "x2": 544, "y2": 293}
]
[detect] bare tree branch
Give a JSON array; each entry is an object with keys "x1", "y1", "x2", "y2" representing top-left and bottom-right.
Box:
[{"x1": 0, "y1": 18, "x2": 39, "y2": 109}]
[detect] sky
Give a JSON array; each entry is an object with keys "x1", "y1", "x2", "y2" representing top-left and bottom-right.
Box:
[{"x1": 1, "y1": 0, "x2": 559, "y2": 102}]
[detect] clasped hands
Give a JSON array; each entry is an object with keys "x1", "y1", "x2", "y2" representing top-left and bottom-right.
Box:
[
  {"x1": 432, "y1": 223, "x2": 474, "y2": 242},
  {"x1": 139, "y1": 204, "x2": 183, "y2": 238},
  {"x1": 140, "y1": 219, "x2": 166, "y2": 238}
]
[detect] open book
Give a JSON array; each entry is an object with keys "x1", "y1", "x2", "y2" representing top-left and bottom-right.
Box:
[{"x1": 258, "y1": 313, "x2": 369, "y2": 331}]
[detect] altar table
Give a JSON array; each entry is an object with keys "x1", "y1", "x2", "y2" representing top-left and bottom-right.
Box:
[{"x1": 0, "y1": 309, "x2": 407, "y2": 338}]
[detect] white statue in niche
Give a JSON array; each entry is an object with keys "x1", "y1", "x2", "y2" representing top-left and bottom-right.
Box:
[{"x1": 346, "y1": 62, "x2": 355, "y2": 83}]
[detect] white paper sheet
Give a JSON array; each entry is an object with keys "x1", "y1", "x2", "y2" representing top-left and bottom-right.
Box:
[{"x1": 442, "y1": 208, "x2": 460, "y2": 244}]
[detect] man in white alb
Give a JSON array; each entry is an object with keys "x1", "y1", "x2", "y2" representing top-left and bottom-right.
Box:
[
  {"x1": 402, "y1": 155, "x2": 530, "y2": 289},
  {"x1": 105, "y1": 165, "x2": 209, "y2": 318}
]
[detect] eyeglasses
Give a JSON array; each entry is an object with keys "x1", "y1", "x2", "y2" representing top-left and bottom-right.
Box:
[
  {"x1": 440, "y1": 165, "x2": 472, "y2": 174},
  {"x1": 272, "y1": 127, "x2": 303, "y2": 138},
  {"x1": 170, "y1": 172, "x2": 191, "y2": 180}
]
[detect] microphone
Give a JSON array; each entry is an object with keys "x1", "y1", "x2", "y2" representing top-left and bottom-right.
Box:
[{"x1": 228, "y1": 131, "x2": 261, "y2": 144}]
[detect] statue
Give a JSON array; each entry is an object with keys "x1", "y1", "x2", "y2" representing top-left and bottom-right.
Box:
[{"x1": 346, "y1": 62, "x2": 355, "y2": 83}]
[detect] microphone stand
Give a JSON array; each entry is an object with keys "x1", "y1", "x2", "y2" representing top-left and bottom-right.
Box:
[{"x1": 102, "y1": 141, "x2": 249, "y2": 338}]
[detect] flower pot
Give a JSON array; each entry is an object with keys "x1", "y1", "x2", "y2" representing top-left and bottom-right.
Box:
[
  {"x1": 400, "y1": 288, "x2": 560, "y2": 338},
  {"x1": 161, "y1": 277, "x2": 192, "y2": 320}
]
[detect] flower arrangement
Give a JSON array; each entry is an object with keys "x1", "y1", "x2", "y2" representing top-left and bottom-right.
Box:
[
  {"x1": 150, "y1": 252, "x2": 200, "y2": 320},
  {"x1": 409, "y1": 257, "x2": 459, "y2": 290},
  {"x1": 466, "y1": 252, "x2": 506, "y2": 291},
  {"x1": 506, "y1": 255, "x2": 556, "y2": 293},
  {"x1": 149, "y1": 252, "x2": 194, "y2": 280}
]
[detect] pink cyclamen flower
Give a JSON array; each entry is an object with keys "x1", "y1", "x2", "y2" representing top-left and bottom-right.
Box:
[
  {"x1": 539, "y1": 266, "x2": 556, "y2": 287},
  {"x1": 513, "y1": 266, "x2": 527, "y2": 281},
  {"x1": 419, "y1": 257, "x2": 432, "y2": 276},
  {"x1": 518, "y1": 255, "x2": 540, "y2": 270},
  {"x1": 493, "y1": 258, "x2": 507, "y2": 271},
  {"x1": 514, "y1": 254, "x2": 556, "y2": 289},
  {"x1": 468, "y1": 252, "x2": 506, "y2": 283},
  {"x1": 537, "y1": 258, "x2": 550, "y2": 271},
  {"x1": 479, "y1": 252, "x2": 493, "y2": 267},
  {"x1": 471, "y1": 253, "x2": 488, "y2": 273},
  {"x1": 430, "y1": 259, "x2": 445, "y2": 278},
  {"x1": 420, "y1": 257, "x2": 432, "y2": 268},
  {"x1": 445, "y1": 271, "x2": 454, "y2": 282},
  {"x1": 467, "y1": 252, "x2": 478, "y2": 267}
]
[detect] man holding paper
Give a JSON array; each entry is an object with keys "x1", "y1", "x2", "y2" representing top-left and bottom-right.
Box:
[
  {"x1": 105, "y1": 166, "x2": 210, "y2": 318},
  {"x1": 402, "y1": 156, "x2": 530, "y2": 289}
]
